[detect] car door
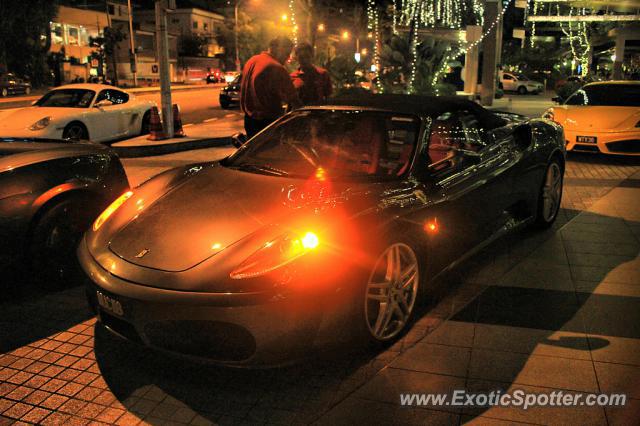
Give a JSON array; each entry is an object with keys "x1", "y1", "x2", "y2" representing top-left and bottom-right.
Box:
[
  {"x1": 107, "y1": 89, "x2": 141, "y2": 137},
  {"x1": 502, "y1": 73, "x2": 515, "y2": 91},
  {"x1": 90, "y1": 89, "x2": 132, "y2": 141},
  {"x1": 407, "y1": 112, "x2": 491, "y2": 272},
  {"x1": 457, "y1": 110, "x2": 519, "y2": 238}
]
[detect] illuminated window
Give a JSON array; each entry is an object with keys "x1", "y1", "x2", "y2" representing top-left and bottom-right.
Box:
[
  {"x1": 68, "y1": 26, "x2": 79, "y2": 45},
  {"x1": 51, "y1": 23, "x2": 64, "y2": 45}
]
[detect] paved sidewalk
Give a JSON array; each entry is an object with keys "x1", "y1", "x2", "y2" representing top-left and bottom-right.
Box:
[
  {"x1": 317, "y1": 170, "x2": 640, "y2": 425},
  {"x1": 111, "y1": 113, "x2": 244, "y2": 158}
]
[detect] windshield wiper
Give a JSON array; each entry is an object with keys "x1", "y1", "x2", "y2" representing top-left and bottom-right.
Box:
[{"x1": 229, "y1": 163, "x2": 289, "y2": 177}]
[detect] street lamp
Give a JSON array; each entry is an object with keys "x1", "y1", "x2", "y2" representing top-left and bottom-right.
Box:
[
  {"x1": 341, "y1": 30, "x2": 350, "y2": 41},
  {"x1": 317, "y1": 23, "x2": 325, "y2": 32},
  {"x1": 281, "y1": 13, "x2": 288, "y2": 22}
]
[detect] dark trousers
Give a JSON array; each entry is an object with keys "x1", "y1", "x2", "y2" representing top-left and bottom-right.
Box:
[{"x1": 244, "y1": 115, "x2": 275, "y2": 139}]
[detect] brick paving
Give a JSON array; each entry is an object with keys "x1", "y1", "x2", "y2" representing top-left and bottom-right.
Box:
[{"x1": 1, "y1": 154, "x2": 640, "y2": 425}]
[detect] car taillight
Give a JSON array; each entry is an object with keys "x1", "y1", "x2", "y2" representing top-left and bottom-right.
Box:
[
  {"x1": 230, "y1": 231, "x2": 319, "y2": 279},
  {"x1": 93, "y1": 191, "x2": 133, "y2": 231}
]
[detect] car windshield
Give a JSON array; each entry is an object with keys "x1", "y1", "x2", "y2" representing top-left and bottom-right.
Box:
[
  {"x1": 35, "y1": 89, "x2": 95, "y2": 108},
  {"x1": 565, "y1": 84, "x2": 640, "y2": 107},
  {"x1": 224, "y1": 110, "x2": 421, "y2": 180}
]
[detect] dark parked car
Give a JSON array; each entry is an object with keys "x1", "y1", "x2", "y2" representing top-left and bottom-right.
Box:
[
  {"x1": 0, "y1": 138, "x2": 129, "y2": 287},
  {"x1": 219, "y1": 74, "x2": 241, "y2": 109},
  {"x1": 0, "y1": 73, "x2": 32, "y2": 97},
  {"x1": 79, "y1": 94, "x2": 565, "y2": 366},
  {"x1": 206, "y1": 69, "x2": 222, "y2": 84}
]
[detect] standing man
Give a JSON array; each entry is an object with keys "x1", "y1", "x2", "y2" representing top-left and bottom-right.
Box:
[
  {"x1": 290, "y1": 43, "x2": 332, "y2": 105},
  {"x1": 240, "y1": 36, "x2": 300, "y2": 138}
]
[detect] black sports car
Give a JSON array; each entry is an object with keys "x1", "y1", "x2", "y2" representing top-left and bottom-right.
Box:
[
  {"x1": 1, "y1": 138, "x2": 129, "y2": 286},
  {"x1": 219, "y1": 74, "x2": 241, "y2": 109},
  {"x1": 79, "y1": 95, "x2": 565, "y2": 366}
]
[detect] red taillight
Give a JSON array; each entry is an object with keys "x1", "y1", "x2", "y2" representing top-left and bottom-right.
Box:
[{"x1": 230, "y1": 231, "x2": 320, "y2": 279}]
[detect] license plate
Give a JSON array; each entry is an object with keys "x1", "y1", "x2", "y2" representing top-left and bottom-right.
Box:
[
  {"x1": 97, "y1": 291, "x2": 124, "y2": 316},
  {"x1": 577, "y1": 136, "x2": 597, "y2": 144}
]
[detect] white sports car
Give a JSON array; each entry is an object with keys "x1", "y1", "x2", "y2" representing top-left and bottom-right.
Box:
[{"x1": 0, "y1": 84, "x2": 155, "y2": 142}]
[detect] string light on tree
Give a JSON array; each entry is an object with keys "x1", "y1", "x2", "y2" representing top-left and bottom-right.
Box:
[{"x1": 288, "y1": 0, "x2": 298, "y2": 45}]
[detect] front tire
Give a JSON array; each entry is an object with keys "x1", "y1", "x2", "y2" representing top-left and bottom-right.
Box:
[
  {"x1": 28, "y1": 195, "x2": 99, "y2": 289},
  {"x1": 534, "y1": 158, "x2": 563, "y2": 228},
  {"x1": 220, "y1": 99, "x2": 230, "y2": 109},
  {"x1": 140, "y1": 111, "x2": 151, "y2": 135},
  {"x1": 360, "y1": 240, "x2": 422, "y2": 344},
  {"x1": 517, "y1": 86, "x2": 528, "y2": 95},
  {"x1": 62, "y1": 122, "x2": 88, "y2": 141},
  {"x1": 1, "y1": 88, "x2": 7, "y2": 97}
]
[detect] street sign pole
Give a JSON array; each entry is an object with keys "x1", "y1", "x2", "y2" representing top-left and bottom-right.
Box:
[
  {"x1": 155, "y1": 0, "x2": 173, "y2": 137},
  {"x1": 127, "y1": 0, "x2": 138, "y2": 87}
]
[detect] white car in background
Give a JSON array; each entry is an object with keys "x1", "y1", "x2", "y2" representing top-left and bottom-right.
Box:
[
  {"x1": 500, "y1": 72, "x2": 544, "y2": 95},
  {"x1": 0, "y1": 84, "x2": 155, "y2": 142}
]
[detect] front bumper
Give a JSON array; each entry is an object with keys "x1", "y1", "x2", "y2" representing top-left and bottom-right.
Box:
[
  {"x1": 219, "y1": 92, "x2": 240, "y2": 104},
  {"x1": 0, "y1": 126, "x2": 63, "y2": 139},
  {"x1": 78, "y1": 239, "x2": 350, "y2": 367},
  {"x1": 565, "y1": 129, "x2": 640, "y2": 156}
]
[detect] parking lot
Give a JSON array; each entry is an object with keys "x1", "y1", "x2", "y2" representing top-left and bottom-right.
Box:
[{"x1": 1, "y1": 146, "x2": 639, "y2": 425}]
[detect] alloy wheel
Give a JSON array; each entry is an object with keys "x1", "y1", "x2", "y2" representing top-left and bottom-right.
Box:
[
  {"x1": 542, "y1": 162, "x2": 562, "y2": 222},
  {"x1": 365, "y1": 243, "x2": 420, "y2": 341},
  {"x1": 64, "y1": 124, "x2": 85, "y2": 140}
]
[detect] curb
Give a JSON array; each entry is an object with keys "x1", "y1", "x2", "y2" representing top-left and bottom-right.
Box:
[
  {"x1": 112, "y1": 136, "x2": 232, "y2": 158},
  {"x1": 128, "y1": 84, "x2": 223, "y2": 95}
]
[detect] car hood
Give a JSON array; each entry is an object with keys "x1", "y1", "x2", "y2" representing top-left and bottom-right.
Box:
[
  {"x1": 0, "y1": 107, "x2": 78, "y2": 131},
  {"x1": 107, "y1": 165, "x2": 377, "y2": 272},
  {"x1": 556, "y1": 106, "x2": 640, "y2": 131}
]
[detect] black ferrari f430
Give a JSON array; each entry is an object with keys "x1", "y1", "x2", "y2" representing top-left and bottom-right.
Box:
[
  {"x1": 1, "y1": 139, "x2": 129, "y2": 286},
  {"x1": 79, "y1": 95, "x2": 565, "y2": 366}
]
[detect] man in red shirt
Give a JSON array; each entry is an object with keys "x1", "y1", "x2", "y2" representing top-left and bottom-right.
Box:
[
  {"x1": 240, "y1": 36, "x2": 300, "y2": 138},
  {"x1": 290, "y1": 43, "x2": 332, "y2": 105}
]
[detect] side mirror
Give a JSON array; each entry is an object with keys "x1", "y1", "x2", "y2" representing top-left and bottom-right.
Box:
[
  {"x1": 231, "y1": 132, "x2": 247, "y2": 148},
  {"x1": 94, "y1": 99, "x2": 113, "y2": 109}
]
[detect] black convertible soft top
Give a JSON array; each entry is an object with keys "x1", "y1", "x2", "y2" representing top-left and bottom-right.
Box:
[{"x1": 318, "y1": 93, "x2": 507, "y2": 130}]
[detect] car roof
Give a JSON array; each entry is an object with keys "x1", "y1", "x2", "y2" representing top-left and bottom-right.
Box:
[
  {"x1": 584, "y1": 80, "x2": 640, "y2": 87},
  {"x1": 309, "y1": 93, "x2": 507, "y2": 128},
  {"x1": 52, "y1": 83, "x2": 130, "y2": 93}
]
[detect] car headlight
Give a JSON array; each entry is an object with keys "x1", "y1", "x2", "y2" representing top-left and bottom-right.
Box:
[
  {"x1": 29, "y1": 116, "x2": 52, "y2": 131},
  {"x1": 230, "y1": 231, "x2": 319, "y2": 279},
  {"x1": 93, "y1": 191, "x2": 133, "y2": 231}
]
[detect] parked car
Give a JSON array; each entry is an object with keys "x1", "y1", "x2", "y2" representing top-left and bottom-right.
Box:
[
  {"x1": 224, "y1": 71, "x2": 240, "y2": 83},
  {"x1": 206, "y1": 69, "x2": 223, "y2": 84},
  {"x1": 0, "y1": 138, "x2": 129, "y2": 287},
  {"x1": 219, "y1": 74, "x2": 241, "y2": 109},
  {"x1": 500, "y1": 72, "x2": 544, "y2": 95},
  {"x1": 80, "y1": 94, "x2": 565, "y2": 366},
  {"x1": 0, "y1": 73, "x2": 32, "y2": 97},
  {"x1": 0, "y1": 84, "x2": 155, "y2": 142},
  {"x1": 554, "y1": 75, "x2": 583, "y2": 91},
  {"x1": 544, "y1": 81, "x2": 640, "y2": 155}
]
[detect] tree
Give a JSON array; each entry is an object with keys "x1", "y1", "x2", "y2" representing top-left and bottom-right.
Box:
[
  {"x1": 378, "y1": 34, "x2": 455, "y2": 95},
  {"x1": 90, "y1": 26, "x2": 126, "y2": 85},
  {"x1": 179, "y1": 34, "x2": 209, "y2": 57},
  {"x1": 0, "y1": 0, "x2": 58, "y2": 87}
]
